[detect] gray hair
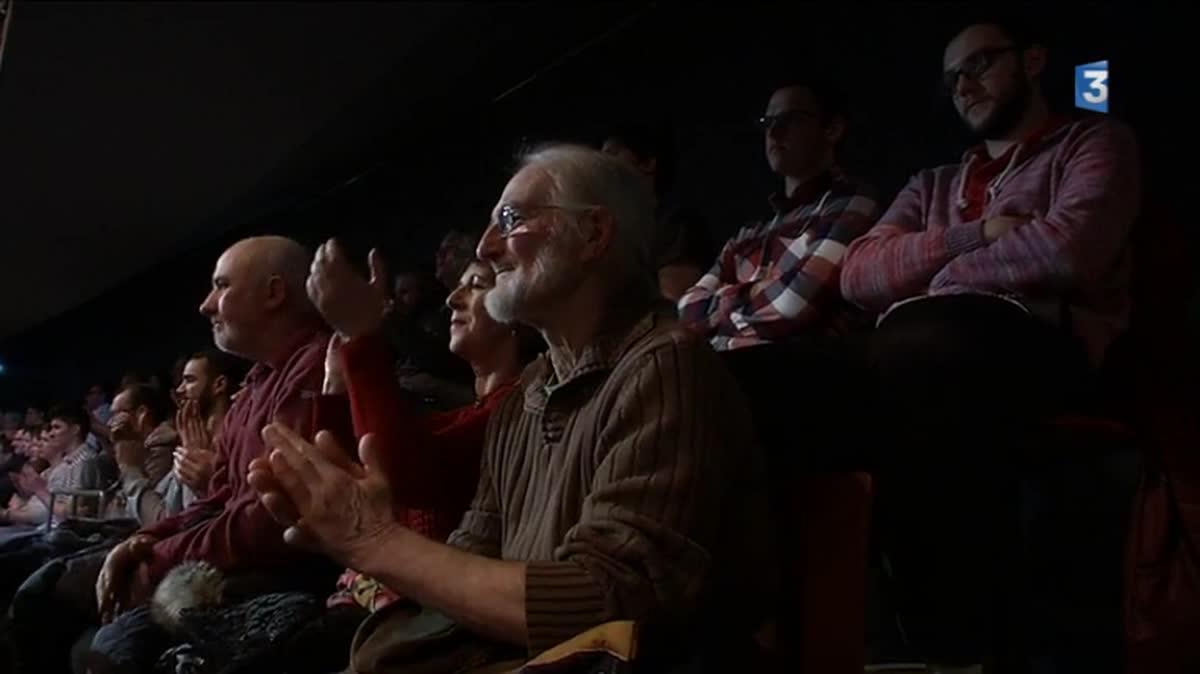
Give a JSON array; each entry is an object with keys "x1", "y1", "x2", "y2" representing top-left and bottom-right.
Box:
[{"x1": 518, "y1": 143, "x2": 659, "y2": 303}]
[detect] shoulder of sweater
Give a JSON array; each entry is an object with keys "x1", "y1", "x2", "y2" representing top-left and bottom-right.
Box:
[
  {"x1": 607, "y1": 317, "x2": 727, "y2": 380},
  {"x1": 1055, "y1": 114, "x2": 1139, "y2": 157}
]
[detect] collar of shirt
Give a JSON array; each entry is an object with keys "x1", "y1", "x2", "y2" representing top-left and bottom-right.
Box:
[
  {"x1": 767, "y1": 167, "x2": 839, "y2": 214},
  {"x1": 524, "y1": 311, "x2": 661, "y2": 413},
  {"x1": 243, "y1": 327, "x2": 324, "y2": 385}
]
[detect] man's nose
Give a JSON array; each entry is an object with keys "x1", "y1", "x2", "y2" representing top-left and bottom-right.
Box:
[{"x1": 476, "y1": 223, "x2": 504, "y2": 262}]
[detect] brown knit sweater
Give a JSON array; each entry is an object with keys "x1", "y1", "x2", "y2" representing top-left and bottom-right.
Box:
[{"x1": 448, "y1": 311, "x2": 775, "y2": 656}]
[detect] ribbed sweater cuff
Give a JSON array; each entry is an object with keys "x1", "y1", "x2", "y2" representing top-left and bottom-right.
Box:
[
  {"x1": 943, "y1": 220, "x2": 988, "y2": 257},
  {"x1": 525, "y1": 561, "x2": 610, "y2": 655}
]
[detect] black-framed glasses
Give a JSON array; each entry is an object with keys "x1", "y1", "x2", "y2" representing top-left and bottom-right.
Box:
[
  {"x1": 757, "y1": 109, "x2": 819, "y2": 132},
  {"x1": 942, "y1": 45, "x2": 1021, "y2": 92},
  {"x1": 493, "y1": 203, "x2": 597, "y2": 238}
]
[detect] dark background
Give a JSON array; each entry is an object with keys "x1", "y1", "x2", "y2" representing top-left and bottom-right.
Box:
[{"x1": 0, "y1": 1, "x2": 1192, "y2": 407}]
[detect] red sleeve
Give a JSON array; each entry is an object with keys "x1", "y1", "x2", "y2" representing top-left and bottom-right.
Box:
[
  {"x1": 313, "y1": 394, "x2": 358, "y2": 463},
  {"x1": 340, "y1": 333, "x2": 495, "y2": 511}
]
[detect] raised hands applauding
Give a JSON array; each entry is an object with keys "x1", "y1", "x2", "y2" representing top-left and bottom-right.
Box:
[
  {"x1": 174, "y1": 399, "x2": 216, "y2": 494},
  {"x1": 247, "y1": 423, "x2": 398, "y2": 570},
  {"x1": 306, "y1": 239, "x2": 393, "y2": 340}
]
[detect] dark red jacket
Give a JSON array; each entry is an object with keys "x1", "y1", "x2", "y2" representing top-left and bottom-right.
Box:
[{"x1": 139, "y1": 330, "x2": 335, "y2": 584}]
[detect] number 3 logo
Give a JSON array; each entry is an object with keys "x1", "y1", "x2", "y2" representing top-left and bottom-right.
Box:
[
  {"x1": 1075, "y1": 60, "x2": 1109, "y2": 113},
  {"x1": 1082, "y1": 69, "x2": 1109, "y2": 104}
]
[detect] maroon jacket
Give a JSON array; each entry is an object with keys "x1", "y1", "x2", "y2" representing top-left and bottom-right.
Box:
[{"x1": 139, "y1": 329, "x2": 334, "y2": 584}]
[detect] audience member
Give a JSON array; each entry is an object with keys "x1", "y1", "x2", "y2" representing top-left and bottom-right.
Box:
[
  {"x1": 247, "y1": 248, "x2": 543, "y2": 673},
  {"x1": 108, "y1": 384, "x2": 179, "y2": 525},
  {"x1": 23, "y1": 407, "x2": 45, "y2": 429},
  {"x1": 837, "y1": 19, "x2": 1140, "y2": 670},
  {"x1": 1, "y1": 406, "x2": 100, "y2": 527},
  {"x1": 433, "y1": 229, "x2": 479, "y2": 291},
  {"x1": 84, "y1": 236, "x2": 340, "y2": 673},
  {"x1": 382, "y1": 261, "x2": 475, "y2": 411},
  {"x1": 678, "y1": 76, "x2": 880, "y2": 350},
  {"x1": 171, "y1": 349, "x2": 239, "y2": 502},
  {"x1": 251, "y1": 145, "x2": 774, "y2": 671},
  {"x1": 601, "y1": 122, "x2": 716, "y2": 301}
]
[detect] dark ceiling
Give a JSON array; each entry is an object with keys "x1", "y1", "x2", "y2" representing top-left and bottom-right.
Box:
[
  {"x1": 0, "y1": 0, "x2": 641, "y2": 339},
  {"x1": 0, "y1": 1, "x2": 1193, "y2": 405}
]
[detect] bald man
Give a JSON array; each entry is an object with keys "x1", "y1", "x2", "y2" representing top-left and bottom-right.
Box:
[{"x1": 87, "y1": 236, "x2": 338, "y2": 674}]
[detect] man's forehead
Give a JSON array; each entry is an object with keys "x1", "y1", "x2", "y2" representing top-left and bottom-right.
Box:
[
  {"x1": 766, "y1": 85, "x2": 815, "y2": 112},
  {"x1": 495, "y1": 166, "x2": 552, "y2": 212},
  {"x1": 944, "y1": 24, "x2": 1011, "y2": 67}
]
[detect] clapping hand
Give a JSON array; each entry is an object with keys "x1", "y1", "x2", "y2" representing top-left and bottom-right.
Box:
[{"x1": 247, "y1": 423, "x2": 397, "y2": 570}]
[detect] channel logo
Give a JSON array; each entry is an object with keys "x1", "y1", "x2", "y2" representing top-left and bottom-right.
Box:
[{"x1": 1075, "y1": 60, "x2": 1109, "y2": 113}]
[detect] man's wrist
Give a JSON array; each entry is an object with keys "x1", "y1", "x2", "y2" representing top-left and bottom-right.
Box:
[{"x1": 353, "y1": 522, "x2": 414, "y2": 580}]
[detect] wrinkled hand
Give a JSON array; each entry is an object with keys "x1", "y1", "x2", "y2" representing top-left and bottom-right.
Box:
[
  {"x1": 247, "y1": 423, "x2": 396, "y2": 569},
  {"x1": 176, "y1": 400, "x2": 213, "y2": 453},
  {"x1": 109, "y1": 412, "x2": 142, "y2": 445},
  {"x1": 983, "y1": 214, "x2": 1029, "y2": 243},
  {"x1": 96, "y1": 534, "x2": 157, "y2": 624},
  {"x1": 306, "y1": 240, "x2": 392, "y2": 339},
  {"x1": 174, "y1": 446, "x2": 216, "y2": 493}
]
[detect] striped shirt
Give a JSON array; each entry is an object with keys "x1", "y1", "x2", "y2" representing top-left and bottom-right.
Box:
[
  {"x1": 678, "y1": 169, "x2": 880, "y2": 350},
  {"x1": 448, "y1": 311, "x2": 774, "y2": 656}
]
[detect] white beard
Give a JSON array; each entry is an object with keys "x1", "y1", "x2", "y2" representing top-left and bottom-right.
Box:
[{"x1": 484, "y1": 231, "x2": 585, "y2": 324}]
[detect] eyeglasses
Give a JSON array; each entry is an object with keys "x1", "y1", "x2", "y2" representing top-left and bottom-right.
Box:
[
  {"x1": 493, "y1": 203, "x2": 597, "y2": 238},
  {"x1": 942, "y1": 45, "x2": 1021, "y2": 93},
  {"x1": 757, "y1": 109, "x2": 819, "y2": 132}
]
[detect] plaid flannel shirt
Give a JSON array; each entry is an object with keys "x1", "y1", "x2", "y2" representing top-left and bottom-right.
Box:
[{"x1": 678, "y1": 170, "x2": 880, "y2": 351}]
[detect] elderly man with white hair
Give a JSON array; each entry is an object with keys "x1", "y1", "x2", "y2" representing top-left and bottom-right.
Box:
[{"x1": 250, "y1": 144, "x2": 775, "y2": 671}]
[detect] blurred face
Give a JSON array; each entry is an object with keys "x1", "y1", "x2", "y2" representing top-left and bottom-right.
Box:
[
  {"x1": 944, "y1": 24, "x2": 1037, "y2": 140},
  {"x1": 24, "y1": 408, "x2": 44, "y2": 427},
  {"x1": 199, "y1": 245, "x2": 266, "y2": 358},
  {"x1": 12, "y1": 430, "x2": 29, "y2": 455},
  {"x1": 763, "y1": 86, "x2": 835, "y2": 178},
  {"x1": 46, "y1": 418, "x2": 77, "y2": 455},
  {"x1": 436, "y1": 232, "x2": 478, "y2": 291},
  {"x1": 84, "y1": 386, "x2": 107, "y2": 411},
  {"x1": 601, "y1": 139, "x2": 656, "y2": 185},
  {"x1": 393, "y1": 274, "x2": 425, "y2": 319},
  {"x1": 110, "y1": 389, "x2": 152, "y2": 436},
  {"x1": 176, "y1": 357, "x2": 221, "y2": 410},
  {"x1": 446, "y1": 262, "x2": 512, "y2": 359},
  {"x1": 477, "y1": 166, "x2": 588, "y2": 325},
  {"x1": 32, "y1": 432, "x2": 47, "y2": 459}
]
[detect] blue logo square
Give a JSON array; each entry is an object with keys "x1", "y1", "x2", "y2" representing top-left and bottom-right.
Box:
[{"x1": 1075, "y1": 60, "x2": 1109, "y2": 113}]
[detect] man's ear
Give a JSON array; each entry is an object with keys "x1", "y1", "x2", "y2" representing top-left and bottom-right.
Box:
[
  {"x1": 578, "y1": 209, "x2": 616, "y2": 264},
  {"x1": 212, "y1": 375, "x2": 229, "y2": 398},
  {"x1": 263, "y1": 274, "x2": 287, "y2": 311},
  {"x1": 824, "y1": 116, "x2": 847, "y2": 148},
  {"x1": 638, "y1": 156, "x2": 658, "y2": 180},
  {"x1": 1022, "y1": 44, "x2": 1047, "y2": 80}
]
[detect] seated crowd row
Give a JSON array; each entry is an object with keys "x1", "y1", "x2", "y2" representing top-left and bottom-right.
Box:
[{"x1": 0, "y1": 21, "x2": 1144, "y2": 674}]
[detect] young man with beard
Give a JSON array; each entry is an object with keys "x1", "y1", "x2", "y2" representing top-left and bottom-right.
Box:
[
  {"x1": 840, "y1": 20, "x2": 1140, "y2": 671},
  {"x1": 250, "y1": 145, "x2": 775, "y2": 671},
  {"x1": 171, "y1": 349, "x2": 240, "y2": 503}
]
